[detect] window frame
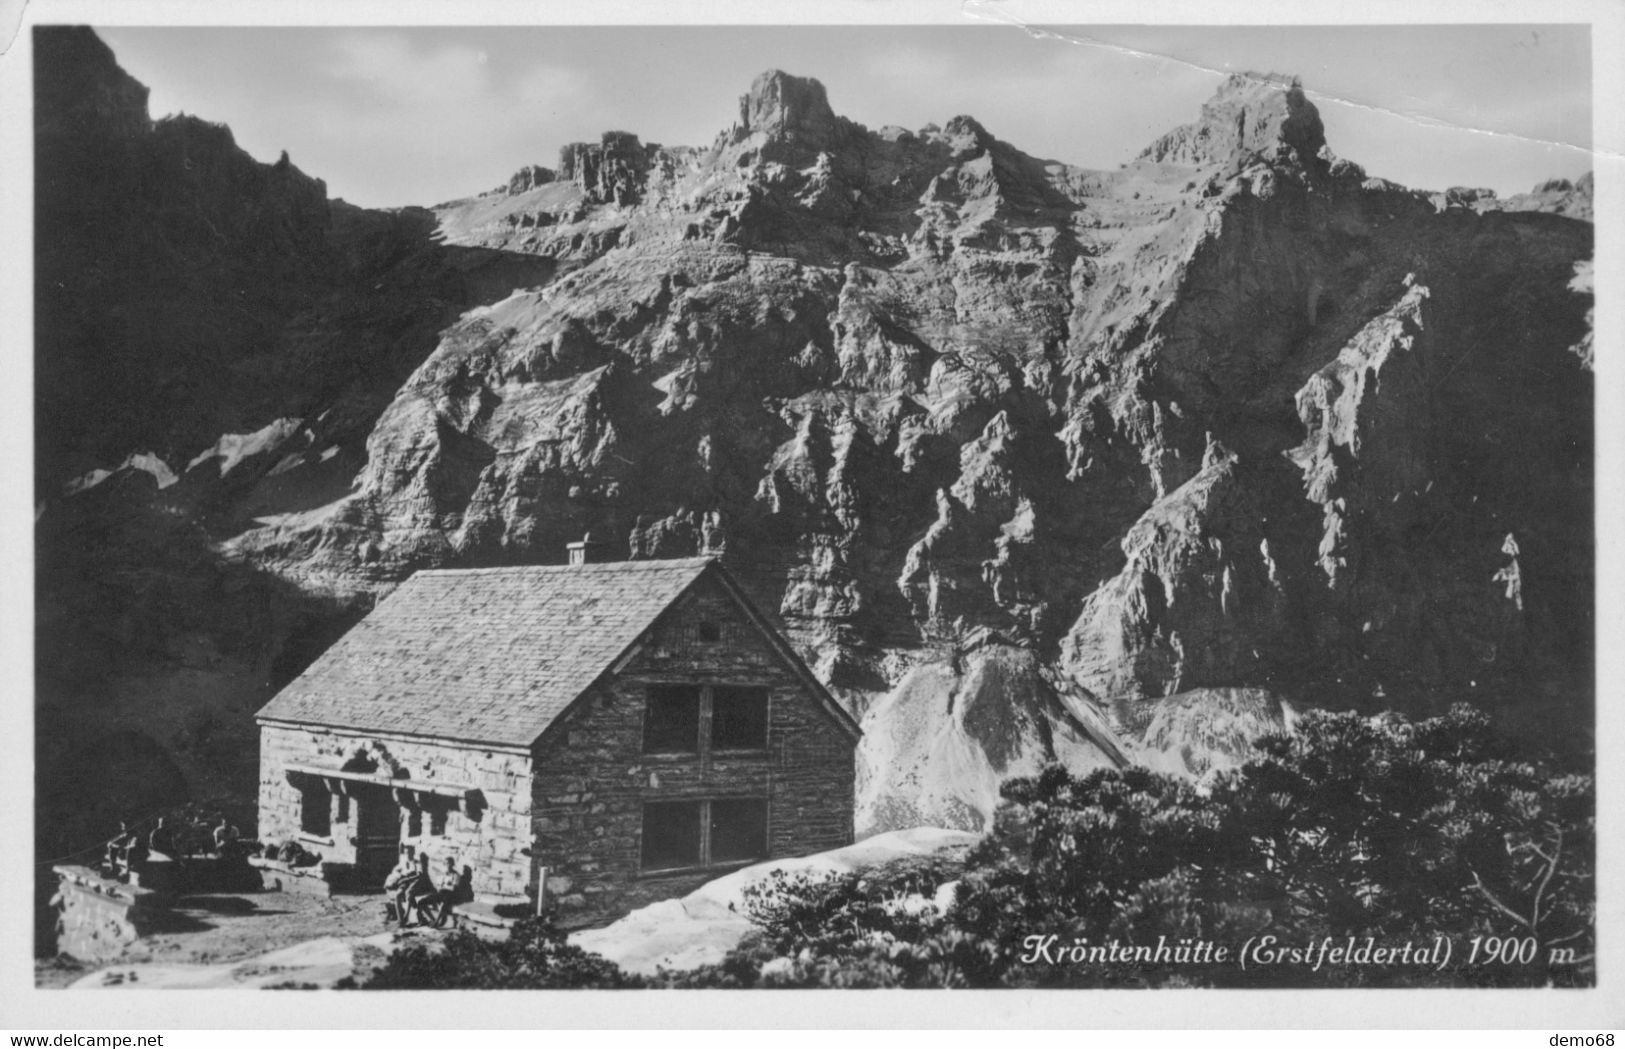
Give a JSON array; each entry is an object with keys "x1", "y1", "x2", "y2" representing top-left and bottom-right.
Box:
[
  {"x1": 638, "y1": 795, "x2": 771, "y2": 876},
  {"x1": 298, "y1": 781, "x2": 332, "y2": 837},
  {"x1": 709, "y1": 685, "x2": 770, "y2": 754},
  {"x1": 642, "y1": 684, "x2": 705, "y2": 756},
  {"x1": 641, "y1": 683, "x2": 771, "y2": 759}
]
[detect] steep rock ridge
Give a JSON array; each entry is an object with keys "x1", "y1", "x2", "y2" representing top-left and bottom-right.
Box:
[
  {"x1": 39, "y1": 48, "x2": 1594, "y2": 842},
  {"x1": 33, "y1": 26, "x2": 566, "y2": 857},
  {"x1": 1477, "y1": 171, "x2": 1594, "y2": 221},
  {"x1": 34, "y1": 28, "x2": 557, "y2": 509},
  {"x1": 34, "y1": 27, "x2": 331, "y2": 488},
  {"x1": 1060, "y1": 441, "x2": 1292, "y2": 703},
  {"x1": 1284, "y1": 234, "x2": 1593, "y2": 696}
]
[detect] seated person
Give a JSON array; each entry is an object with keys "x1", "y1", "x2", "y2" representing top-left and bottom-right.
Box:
[
  {"x1": 400, "y1": 854, "x2": 437, "y2": 928},
  {"x1": 103, "y1": 822, "x2": 134, "y2": 874},
  {"x1": 424, "y1": 861, "x2": 475, "y2": 929},
  {"x1": 178, "y1": 819, "x2": 212, "y2": 858},
  {"x1": 383, "y1": 847, "x2": 418, "y2": 923},
  {"x1": 212, "y1": 817, "x2": 241, "y2": 857},
  {"x1": 147, "y1": 817, "x2": 177, "y2": 860},
  {"x1": 123, "y1": 837, "x2": 150, "y2": 882}
]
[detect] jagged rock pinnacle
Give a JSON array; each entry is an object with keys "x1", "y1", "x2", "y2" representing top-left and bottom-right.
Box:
[
  {"x1": 1139, "y1": 71, "x2": 1326, "y2": 167},
  {"x1": 735, "y1": 70, "x2": 841, "y2": 149}
]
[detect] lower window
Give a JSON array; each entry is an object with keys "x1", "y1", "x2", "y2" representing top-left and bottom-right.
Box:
[
  {"x1": 641, "y1": 801, "x2": 703, "y2": 871},
  {"x1": 640, "y1": 798, "x2": 769, "y2": 872},
  {"x1": 709, "y1": 799, "x2": 768, "y2": 864}
]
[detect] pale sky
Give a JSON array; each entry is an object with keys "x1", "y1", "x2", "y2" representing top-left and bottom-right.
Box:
[{"x1": 88, "y1": 24, "x2": 1595, "y2": 213}]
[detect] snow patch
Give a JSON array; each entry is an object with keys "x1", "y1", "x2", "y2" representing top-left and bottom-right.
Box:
[{"x1": 569, "y1": 826, "x2": 978, "y2": 975}]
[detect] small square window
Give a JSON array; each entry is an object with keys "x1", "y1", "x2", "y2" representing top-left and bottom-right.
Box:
[
  {"x1": 709, "y1": 799, "x2": 768, "y2": 864},
  {"x1": 712, "y1": 687, "x2": 768, "y2": 750},
  {"x1": 644, "y1": 685, "x2": 702, "y2": 753},
  {"x1": 641, "y1": 801, "x2": 703, "y2": 871},
  {"x1": 698, "y1": 622, "x2": 722, "y2": 642}
]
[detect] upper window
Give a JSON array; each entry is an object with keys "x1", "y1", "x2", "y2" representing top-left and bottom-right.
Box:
[
  {"x1": 643, "y1": 684, "x2": 770, "y2": 755},
  {"x1": 711, "y1": 686, "x2": 769, "y2": 751},
  {"x1": 643, "y1": 685, "x2": 702, "y2": 754}
]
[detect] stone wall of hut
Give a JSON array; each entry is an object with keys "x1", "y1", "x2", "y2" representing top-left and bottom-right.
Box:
[
  {"x1": 256, "y1": 723, "x2": 534, "y2": 903},
  {"x1": 528, "y1": 577, "x2": 856, "y2": 928}
]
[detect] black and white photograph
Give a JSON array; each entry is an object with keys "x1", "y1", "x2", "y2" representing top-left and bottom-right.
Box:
[{"x1": 4, "y1": 0, "x2": 1620, "y2": 1031}]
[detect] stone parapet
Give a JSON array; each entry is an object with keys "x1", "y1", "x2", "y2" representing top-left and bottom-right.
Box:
[{"x1": 51, "y1": 865, "x2": 164, "y2": 963}]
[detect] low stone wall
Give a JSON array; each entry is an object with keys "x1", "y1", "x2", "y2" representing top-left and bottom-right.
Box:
[
  {"x1": 248, "y1": 856, "x2": 334, "y2": 897},
  {"x1": 51, "y1": 866, "x2": 164, "y2": 963}
]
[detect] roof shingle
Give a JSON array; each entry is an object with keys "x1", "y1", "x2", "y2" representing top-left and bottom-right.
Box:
[{"x1": 256, "y1": 558, "x2": 716, "y2": 746}]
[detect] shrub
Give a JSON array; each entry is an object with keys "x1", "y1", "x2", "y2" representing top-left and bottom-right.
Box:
[
  {"x1": 367, "y1": 705, "x2": 1594, "y2": 989},
  {"x1": 680, "y1": 704, "x2": 1593, "y2": 989},
  {"x1": 361, "y1": 917, "x2": 642, "y2": 990}
]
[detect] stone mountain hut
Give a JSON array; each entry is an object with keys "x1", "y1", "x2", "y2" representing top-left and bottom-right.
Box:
[{"x1": 255, "y1": 555, "x2": 860, "y2": 926}]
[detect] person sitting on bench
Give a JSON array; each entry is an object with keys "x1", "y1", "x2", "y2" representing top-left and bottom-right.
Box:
[
  {"x1": 123, "y1": 836, "x2": 150, "y2": 882},
  {"x1": 104, "y1": 821, "x2": 134, "y2": 875},
  {"x1": 212, "y1": 817, "x2": 241, "y2": 857},
  {"x1": 148, "y1": 817, "x2": 176, "y2": 860},
  {"x1": 383, "y1": 846, "x2": 418, "y2": 924},
  {"x1": 417, "y1": 858, "x2": 474, "y2": 929},
  {"x1": 400, "y1": 854, "x2": 437, "y2": 929}
]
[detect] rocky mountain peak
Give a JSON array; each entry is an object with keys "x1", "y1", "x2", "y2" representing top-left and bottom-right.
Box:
[
  {"x1": 734, "y1": 69, "x2": 842, "y2": 147},
  {"x1": 940, "y1": 114, "x2": 995, "y2": 153},
  {"x1": 1492, "y1": 170, "x2": 1594, "y2": 220},
  {"x1": 558, "y1": 131, "x2": 654, "y2": 205},
  {"x1": 33, "y1": 25, "x2": 152, "y2": 142},
  {"x1": 505, "y1": 164, "x2": 556, "y2": 195},
  {"x1": 1139, "y1": 70, "x2": 1326, "y2": 168}
]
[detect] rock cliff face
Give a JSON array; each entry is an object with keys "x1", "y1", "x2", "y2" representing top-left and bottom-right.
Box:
[
  {"x1": 33, "y1": 27, "x2": 559, "y2": 857},
  {"x1": 36, "y1": 33, "x2": 1594, "y2": 845}
]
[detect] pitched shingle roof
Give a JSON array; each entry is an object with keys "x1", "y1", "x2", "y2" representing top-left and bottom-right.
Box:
[{"x1": 256, "y1": 558, "x2": 717, "y2": 747}]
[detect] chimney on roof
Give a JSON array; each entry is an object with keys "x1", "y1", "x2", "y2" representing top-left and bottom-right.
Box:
[{"x1": 567, "y1": 531, "x2": 613, "y2": 566}]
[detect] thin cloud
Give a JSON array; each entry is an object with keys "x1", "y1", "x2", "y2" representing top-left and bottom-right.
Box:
[
  {"x1": 511, "y1": 63, "x2": 591, "y2": 110},
  {"x1": 327, "y1": 33, "x2": 494, "y2": 108}
]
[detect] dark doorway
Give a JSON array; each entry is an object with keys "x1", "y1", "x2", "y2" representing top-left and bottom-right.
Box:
[{"x1": 352, "y1": 784, "x2": 401, "y2": 887}]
